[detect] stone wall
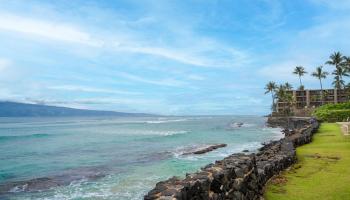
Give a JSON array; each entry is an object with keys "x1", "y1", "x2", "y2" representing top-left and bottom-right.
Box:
[
  {"x1": 266, "y1": 116, "x2": 312, "y2": 129},
  {"x1": 144, "y1": 118, "x2": 319, "y2": 200}
]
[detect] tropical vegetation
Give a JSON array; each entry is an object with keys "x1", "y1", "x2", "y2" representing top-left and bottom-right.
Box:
[
  {"x1": 264, "y1": 81, "x2": 277, "y2": 112},
  {"x1": 325, "y1": 52, "x2": 349, "y2": 89},
  {"x1": 313, "y1": 102, "x2": 350, "y2": 122},
  {"x1": 265, "y1": 51, "x2": 350, "y2": 115}
]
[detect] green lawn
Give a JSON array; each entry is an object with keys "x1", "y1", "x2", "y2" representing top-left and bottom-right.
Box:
[{"x1": 265, "y1": 123, "x2": 350, "y2": 200}]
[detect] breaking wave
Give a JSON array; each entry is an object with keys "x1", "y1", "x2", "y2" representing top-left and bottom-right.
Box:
[{"x1": 133, "y1": 130, "x2": 189, "y2": 136}]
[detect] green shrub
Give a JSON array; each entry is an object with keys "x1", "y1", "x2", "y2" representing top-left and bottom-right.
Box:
[
  {"x1": 313, "y1": 102, "x2": 350, "y2": 122},
  {"x1": 316, "y1": 102, "x2": 350, "y2": 110},
  {"x1": 314, "y1": 110, "x2": 350, "y2": 122}
]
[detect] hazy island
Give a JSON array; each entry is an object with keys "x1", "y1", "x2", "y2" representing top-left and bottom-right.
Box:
[{"x1": 0, "y1": 101, "x2": 157, "y2": 117}]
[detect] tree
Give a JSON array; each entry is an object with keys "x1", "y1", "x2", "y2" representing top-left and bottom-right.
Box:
[
  {"x1": 343, "y1": 57, "x2": 350, "y2": 99},
  {"x1": 275, "y1": 84, "x2": 294, "y2": 116},
  {"x1": 325, "y1": 52, "x2": 347, "y2": 89},
  {"x1": 284, "y1": 82, "x2": 293, "y2": 90},
  {"x1": 293, "y1": 66, "x2": 307, "y2": 90},
  {"x1": 264, "y1": 81, "x2": 277, "y2": 112},
  {"x1": 332, "y1": 68, "x2": 346, "y2": 89},
  {"x1": 311, "y1": 66, "x2": 328, "y2": 104},
  {"x1": 343, "y1": 56, "x2": 350, "y2": 71}
]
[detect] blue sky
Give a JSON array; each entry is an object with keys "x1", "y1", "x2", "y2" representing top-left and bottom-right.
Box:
[{"x1": 1, "y1": 0, "x2": 350, "y2": 115}]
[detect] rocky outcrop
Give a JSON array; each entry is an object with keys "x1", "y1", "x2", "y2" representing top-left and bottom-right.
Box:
[
  {"x1": 182, "y1": 144, "x2": 227, "y2": 155},
  {"x1": 144, "y1": 118, "x2": 319, "y2": 200}
]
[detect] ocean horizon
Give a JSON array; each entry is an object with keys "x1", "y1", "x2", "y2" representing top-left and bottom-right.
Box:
[{"x1": 0, "y1": 116, "x2": 282, "y2": 199}]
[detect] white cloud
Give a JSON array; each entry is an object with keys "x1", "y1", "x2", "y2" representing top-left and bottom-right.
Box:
[
  {"x1": 0, "y1": 58, "x2": 10, "y2": 72},
  {"x1": 0, "y1": 11, "x2": 249, "y2": 68},
  {"x1": 0, "y1": 14, "x2": 103, "y2": 46},
  {"x1": 118, "y1": 46, "x2": 208, "y2": 67},
  {"x1": 114, "y1": 41, "x2": 249, "y2": 68},
  {"x1": 47, "y1": 85, "x2": 141, "y2": 95},
  {"x1": 116, "y1": 72, "x2": 187, "y2": 87},
  {"x1": 258, "y1": 12, "x2": 350, "y2": 88}
]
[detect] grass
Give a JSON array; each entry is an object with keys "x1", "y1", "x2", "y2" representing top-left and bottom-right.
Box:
[{"x1": 264, "y1": 123, "x2": 350, "y2": 200}]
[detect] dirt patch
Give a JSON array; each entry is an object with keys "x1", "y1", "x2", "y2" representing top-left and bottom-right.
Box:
[
  {"x1": 325, "y1": 156, "x2": 341, "y2": 160},
  {"x1": 270, "y1": 175, "x2": 288, "y2": 185},
  {"x1": 293, "y1": 154, "x2": 341, "y2": 178},
  {"x1": 305, "y1": 153, "x2": 341, "y2": 161}
]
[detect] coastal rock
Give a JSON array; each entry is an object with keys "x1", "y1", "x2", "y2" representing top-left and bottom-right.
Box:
[
  {"x1": 182, "y1": 144, "x2": 227, "y2": 155},
  {"x1": 144, "y1": 118, "x2": 319, "y2": 200}
]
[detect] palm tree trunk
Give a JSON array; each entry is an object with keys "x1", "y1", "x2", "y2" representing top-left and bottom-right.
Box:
[
  {"x1": 340, "y1": 75, "x2": 343, "y2": 89},
  {"x1": 299, "y1": 76, "x2": 302, "y2": 89},
  {"x1": 271, "y1": 92, "x2": 275, "y2": 112},
  {"x1": 319, "y1": 78, "x2": 324, "y2": 105}
]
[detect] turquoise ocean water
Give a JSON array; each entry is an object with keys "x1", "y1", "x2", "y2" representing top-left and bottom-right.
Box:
[{"x1": 0, "y1": 116, "x2": 282, "y2": 200}]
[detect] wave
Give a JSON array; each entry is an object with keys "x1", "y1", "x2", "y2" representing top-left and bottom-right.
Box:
[
  {"x1": 241, "y1": 123, "x2": 257, "y2": 128},
  {"x1": 174, "y1": 142, "x2": 262, "y2": 161},
  {"x1": 172, "y1": 144, "x2": 217, "y2": 158},
  {"x1": 145, "y1": 118, "x2": 188, "y2": 124},
  {"x1": 0, "y1": 133, "x2": 51, "y2": 141},
  {"x1": 136, "y1": 130, "x2": 189, "y2": 136},
  {"x1": 262, "y1": 127, "x2": 284, "y2": 140}
]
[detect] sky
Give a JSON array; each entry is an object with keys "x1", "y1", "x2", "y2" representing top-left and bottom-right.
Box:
[{"x1": 1, "y1": 0, "x2": 350, "y2": 115}]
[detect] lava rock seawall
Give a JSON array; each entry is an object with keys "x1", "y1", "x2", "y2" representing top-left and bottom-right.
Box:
[{"x1": 144, "y1": 118, "x2": 319, "y2": 200}]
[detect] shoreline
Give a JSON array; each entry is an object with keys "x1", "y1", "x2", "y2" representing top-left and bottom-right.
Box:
[{"x1": 144, "y1": 117, "x2": 319, "y2": 200}]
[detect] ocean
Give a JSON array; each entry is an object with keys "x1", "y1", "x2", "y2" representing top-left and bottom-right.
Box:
[{"x1": 0, "y1": 116, "x2": 282, "y2": 200}]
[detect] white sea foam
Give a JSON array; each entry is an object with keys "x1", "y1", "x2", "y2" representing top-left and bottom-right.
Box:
[
  {"x1": 174, "y1": 142, "x2": 262, "y2": 161},
  {"x1": 262, "y1": 127, "x2": 284, "y2": 140},
  {"x1": 9, "y1": 184, "x2": 28, "y2": 193},
  {"x1": 136, "y1": 130, "x2": 189, "y2": 136},
  {"x1": 241, "y1": 123, "x2": 257, "y2": 128},
  {"x1": 172, "y1": 144, "x2": 212, "y2": 159}
]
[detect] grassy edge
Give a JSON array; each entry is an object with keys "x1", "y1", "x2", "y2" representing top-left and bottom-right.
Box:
[{"x1": 264, "y1": 123, "x2": 350, "y2": 200}]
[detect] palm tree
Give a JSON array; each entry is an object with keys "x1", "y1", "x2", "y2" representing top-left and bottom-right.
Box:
[
  {"x1": 343, "y1": 56, "x2": 350, "y2": 71},
  {"x1": 332, "y1": 67, "x2": 347, "y2": 89},
  {"x1": 276, "y1": 84, "x2": 294, "y2": 116},
  {"x1": 311, "y1": 66, "x2": 328, "y2": 91},
  {"x1": 325, "y1": 52, "x2": 347, "y2": 89},
  {"x1": 343, "y1": 56, "x2": 350, "y2": 99},
  {"x1": 326, "y1": 52, "x2": 344, "y2": 68},
  {"x1": 293, "y1": 66, "x2": 307, "y2": 90},
  {"x1": 284, "y1": 82, "x2": 293, "y2": 90},
  {"x1": 265, "y1": 81, "x2": 277, "y2": 112},
  {"x1": 332, "y1": 74, "x2": 345, "y2": 90},
  {"x1": 311, "y1": 66, "x2": 328, "y2": 104}
]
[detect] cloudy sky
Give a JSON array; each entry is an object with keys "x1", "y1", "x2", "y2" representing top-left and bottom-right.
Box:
[{"x1": 1, "y1": 0, "x2": 350, "y2": 115}]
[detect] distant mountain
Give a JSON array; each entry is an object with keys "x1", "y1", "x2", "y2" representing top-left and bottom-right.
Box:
[{"x1": 0, "y1": 101, "x2": 157, "y2": 117}]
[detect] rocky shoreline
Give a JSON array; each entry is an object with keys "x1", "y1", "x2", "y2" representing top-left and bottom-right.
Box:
[{"x1": 144, "y1": 117, "x2": 319, "y2": 200}]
